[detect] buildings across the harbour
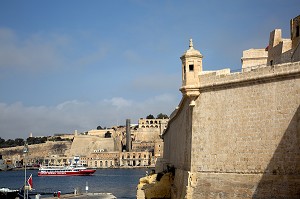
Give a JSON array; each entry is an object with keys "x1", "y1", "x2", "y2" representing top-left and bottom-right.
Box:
[{"x1": 0, "y1": 117, "x2": 169, "y2": 169}]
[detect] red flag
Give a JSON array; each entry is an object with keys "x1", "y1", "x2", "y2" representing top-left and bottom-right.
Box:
[{"x1": 27, "y1": 174, "x2": 33, "y2": 190}]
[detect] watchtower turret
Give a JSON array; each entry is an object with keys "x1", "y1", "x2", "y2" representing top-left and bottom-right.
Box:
[{"x1": 180, "y1": 39, "x2": 202, "y2": 105}]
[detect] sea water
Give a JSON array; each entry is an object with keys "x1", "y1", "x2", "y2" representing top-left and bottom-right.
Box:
[{"x1": 0, "y1": 168, "x2": 150, "y2": 199}]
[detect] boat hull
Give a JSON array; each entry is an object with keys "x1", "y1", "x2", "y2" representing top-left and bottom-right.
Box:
[{"x1": 38, "y1": 169, "x2": 96, "y2": 176}]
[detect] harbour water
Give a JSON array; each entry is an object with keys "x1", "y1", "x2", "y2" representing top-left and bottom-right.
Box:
[{"x1": 0, "y1": 168, "x2": 150, "y2": 198}]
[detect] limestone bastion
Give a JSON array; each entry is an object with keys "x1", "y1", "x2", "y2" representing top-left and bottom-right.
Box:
[{"x1": 137, "y1": 15, "x2": 300, "y2": 199}]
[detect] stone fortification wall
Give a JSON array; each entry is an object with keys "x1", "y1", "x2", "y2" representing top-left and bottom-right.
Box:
[
  {"x1": 134, "y1": 128, "x2": 161, "y2": 142},
  {"x1": 87, "y1": 129, "x2": 114, "y2": 137},
  {"x1": 241, "y1": 49, "x2": 268, "y2": 69},
  {"x1": 292, "y1": 43, "x2": 300, "y2": 62},
  {"x1": 68, "y1": 135, "x2": 115, "y2": 157},
  {"x1": 188, "y1": 62, "x2": 300, "y2": 198},
  {"x1": 162, "y1": 98, "x2": 193, "y2": 198},
  {"x1": 199, "y1": 61, "x2": 300, "y2": 88},
  {"x1": 0, "y1": 141, "x2": 72, "y2": 161},
  {"x1": 163, "y1": 98, "x2": 192, "y2": 171},
  {"x1": 160, "y1": 62, "x2": 300, "y2": 198}
]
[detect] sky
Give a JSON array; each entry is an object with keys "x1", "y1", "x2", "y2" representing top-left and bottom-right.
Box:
[{"x1": 0, "y1": 0, "x2": 299, "y2": 139}]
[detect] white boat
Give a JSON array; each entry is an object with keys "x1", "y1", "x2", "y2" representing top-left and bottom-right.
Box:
[{"x1": 38, "y1": 164, "x2": 96, "y2": 176}]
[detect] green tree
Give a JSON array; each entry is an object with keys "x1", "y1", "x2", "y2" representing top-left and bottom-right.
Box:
[
  {"x1": 5, "y1": 139, "x2": 16, "y2": 147},
  {"x1": 0, "y1": 137, "x2": 5, "y2": 146},
  {"x1": 55, "y1": 136, "x2": 62, "y2": 141},
  {"x1": 146, "y1": 114, "x2": 155, "y2": 119},
  {"x1": 14, "y1": 138, "x2": 24, "y2": 146},
  {"x1": 97, "y1": 126, "x2": 103, "y2": 130},
  {"x1": 26, "y1": 136, "x2": 47, "y2": 145},
  {"x1": 156, "y1": 113, "x2": 169, "y2": 119},
  {"x1": 105, "y1": 131, "x2": 112, "y2": 138}
]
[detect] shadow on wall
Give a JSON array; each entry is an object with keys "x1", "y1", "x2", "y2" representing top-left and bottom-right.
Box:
[{"x1": 253, "y1": 106, "x2": 300, "y2": 198}]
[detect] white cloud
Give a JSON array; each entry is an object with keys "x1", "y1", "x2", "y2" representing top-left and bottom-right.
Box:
[
  {"x1": 130, "y1": 73, "x2": 180, "y2": 91},
  {"x1": 122, "y1": 49, "x2": 142, "y2": 64},
  {"x1": 77, "y1": 47, "x2": 109, "y2": 66},
  {"x1": 0, "y1": 28, "x2": 109, "y2": 73},
  {"x1": 105, "y1": 97, "x2": 133, "y2": 109},
  {"x1": 0, "y1": 94, "x2": 179, "y2": 140},
  {"x1": 0, "y1": 28, "x2": 69, "y2": 72}
]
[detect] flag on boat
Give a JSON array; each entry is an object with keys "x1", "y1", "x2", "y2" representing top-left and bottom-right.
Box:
[{"x1": 27, "y1": 174, "x2": 33, "y2": 190}]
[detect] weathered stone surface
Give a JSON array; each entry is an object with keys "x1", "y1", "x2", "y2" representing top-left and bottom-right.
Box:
[
  {"x1": 137, "y1": 173, "x2": 173, "y2": 199},
  {"x1": 155, "y1": 15, "x2": 300, "y2": 199}
]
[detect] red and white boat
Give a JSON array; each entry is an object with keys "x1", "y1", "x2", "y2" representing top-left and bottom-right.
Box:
[{"x1": 38, "y1": 164, "x2": 96, "y2": 176}]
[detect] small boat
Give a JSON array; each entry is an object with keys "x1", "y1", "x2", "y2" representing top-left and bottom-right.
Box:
[{"x1": 38, "y1": 164, "x2": 96, "y2": 176}]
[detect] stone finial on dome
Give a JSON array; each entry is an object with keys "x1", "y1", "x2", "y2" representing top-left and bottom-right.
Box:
[
  {"x1": 181, "y1": 38, "x2": 202, "y2": 58},
  {"x1": 189, "y1": 38, "x2": 194, "y2": 49}
]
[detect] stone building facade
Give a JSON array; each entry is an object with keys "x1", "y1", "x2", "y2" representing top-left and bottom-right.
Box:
[
  {"x1": 134, "y1": 118, "x2": 168, "y2": 143},
  {"x1": 158, "y1": 15, "x2": 300, "y2": 198},
  {"x1": 138, "y1": 118, "x2": 169, "y2": 129},
  {"x1": 119, "y1": 151, "x2": 152, "y2": 167},
  {"x1": 242, "y1": 15, "x2": 300, "y2": 71},
  {"x1": 81, "y1": 152, "x2": 119, "y2": 168},
  {"x1": 241, "y1": 48, "x2": 268, "y2": 70},
  {"x1": 80, "y1": 151, "x2": 152, "y2": 168}
]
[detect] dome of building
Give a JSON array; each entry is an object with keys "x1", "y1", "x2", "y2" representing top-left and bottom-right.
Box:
[{"x1": 181, "y1": 39, "x2": 202, "y2": 58}]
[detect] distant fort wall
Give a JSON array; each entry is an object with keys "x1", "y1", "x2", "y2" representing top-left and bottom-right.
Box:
[
  {"x1": 0, "y1": 141, "x2": 72, "y2": 165},
  {"x1": 68, "y1": 135, "x2": 115, "y2": 157}
]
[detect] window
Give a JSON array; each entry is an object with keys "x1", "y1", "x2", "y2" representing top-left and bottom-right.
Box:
[
  {"x1": 189, "y1": 64, "x2": 194, "y2": 71},
  {"x1": 270, "y1": 60, "x2": 273, "y2": 66},
  {"x1": 296, "y1": 25, "x2": 299, "y2": 37}
]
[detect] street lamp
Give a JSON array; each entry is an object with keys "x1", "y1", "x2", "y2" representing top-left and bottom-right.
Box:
[{"x1": 23, "y1": 142, "x2": 28, "y2": 199}]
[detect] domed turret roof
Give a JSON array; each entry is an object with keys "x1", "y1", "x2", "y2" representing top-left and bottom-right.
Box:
[{"x1": 181, "y1": 39, "x2": 202, "y2": 59}]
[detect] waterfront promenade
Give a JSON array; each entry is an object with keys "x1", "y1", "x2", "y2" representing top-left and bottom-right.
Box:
[{"x1": 42, "y1": 192, "x2": 116, "y2": 199}]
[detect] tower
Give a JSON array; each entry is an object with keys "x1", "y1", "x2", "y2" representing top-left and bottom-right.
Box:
[
  {"x1": 291, "y1": 15, "x2": 300, "y2": 62},
  {"x1": 180, "y1": 39, "x2": 202, "y2": 105},
  {"x1": 126, "y1": 119, "x2": 131, "y2": 152},
  {"x1": 291, "y1": 15, "x2": 300, "y2": 50}
]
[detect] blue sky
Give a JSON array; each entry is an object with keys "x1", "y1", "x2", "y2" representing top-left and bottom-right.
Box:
[{"x1": 0, "y1": 0, "x2": 299, "y2": 139}]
